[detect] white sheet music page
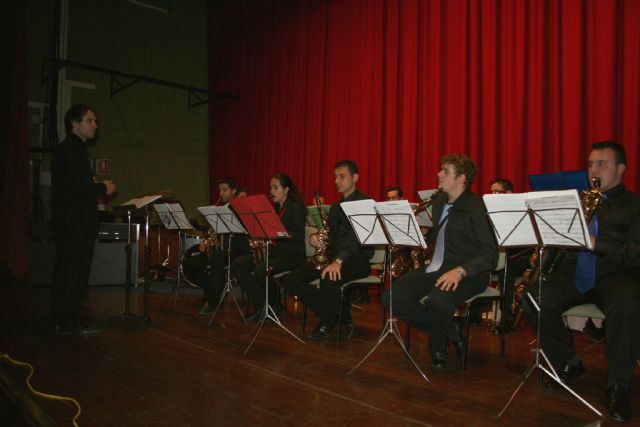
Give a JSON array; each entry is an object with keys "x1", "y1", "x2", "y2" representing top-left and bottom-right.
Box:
[
  {"x1": 525, "y1": 190, "x2": 591, "y2": 249},
  {"x1": 416, "y1": 189, "x2": 438, "y2": 227},
  {"x1": 120, "y1": 194, "x2": 163, "y2": 209},
  {"x1": 197, "y1": 205, "x2": 247, "y2": 234},
  {"x1": 340, "y1": 199, "x2": 388, "y2": 245},
  {"x1": 153, "y1": 203, "x2": 193, "y2": 230},
  {"x1": 375, "y1": 200, "x2": 427, "y2": 248},
  {"x1": 483, "y1": 193, "x2": 537, "y2": 246}
]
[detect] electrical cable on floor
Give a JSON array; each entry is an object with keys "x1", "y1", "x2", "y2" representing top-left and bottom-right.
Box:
[{"x1": 1, "y1": 352, "x2": 81, "y2": 427}]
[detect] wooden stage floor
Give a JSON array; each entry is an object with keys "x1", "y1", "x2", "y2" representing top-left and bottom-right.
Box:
[{"x1": 0, "y1": 281, "x2": 637, "y2": 426}]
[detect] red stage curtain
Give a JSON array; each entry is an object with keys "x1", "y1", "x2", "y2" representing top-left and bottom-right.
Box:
[{"x1": 208, "y1": 0, "x2": 639, "y2": 203}]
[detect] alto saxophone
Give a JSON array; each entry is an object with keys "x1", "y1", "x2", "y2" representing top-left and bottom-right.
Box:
[
  {"x1": 408, "y1": 189, "x2": 442, "y2": 271},
  {"x1": 249, "y1": 238, "x2": 267, "y2": 265},
  {"x1": 202, "y1": 228, "x2": 219, "y2": 255},
  {"x1": 510, "y1": 177, "x2": 605, "y2": 328},
  {"x1": 309, "y1": 192, "x2": 331, "y2": 270}
]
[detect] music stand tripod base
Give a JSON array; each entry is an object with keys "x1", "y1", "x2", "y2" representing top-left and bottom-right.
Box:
[{"x1": 244, "y1": 302, "x2": 305, "y2": 354}]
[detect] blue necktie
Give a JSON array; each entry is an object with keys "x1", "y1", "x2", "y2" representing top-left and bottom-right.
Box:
[
  {"x1": 574, "y1": 211, "x2": 600, "y2": 293},
  {"x1": 426, "y1": 204, "x2": 452, "y2": 273}
]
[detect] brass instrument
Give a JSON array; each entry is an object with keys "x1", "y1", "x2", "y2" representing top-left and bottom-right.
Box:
[
  {"x1": 249, "y1": 238, "x2": 267, "y2": 265},
  {"x1": 309, "y1": 192, "x2": 331, "y2": 270},
  {"x1": 388, "y1": 189, "x2": 442, "y2": 278},
  {"x1": 510, "y1": 177, "x2": 605, "y2": 328},
  {"x1": 202, "y1": 228, "x2": 219, "y2": 255}
]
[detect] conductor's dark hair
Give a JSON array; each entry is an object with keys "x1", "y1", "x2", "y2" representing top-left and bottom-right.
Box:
[
  {"x1": 591, "y1": 141, "x2": 627, "y2": 165},
  {"x1": 64, "y1": 104, "x2": 93, "y2": 135},
  {"x1": 334, "y1": 159, "x2": 359, "y2": 175}
]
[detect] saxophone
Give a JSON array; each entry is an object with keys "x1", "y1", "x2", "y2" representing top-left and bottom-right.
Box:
[
  {"x1": 309, "y1": 192, "x2": 331, "y2": 270},
  {"x1": 202, "y1": 228, "x2": 219, "y2": 255},
  {"x1": 510, "y1": 178, "x2": 605, "y2": 328},
  {"x1": 388, "y1": 189, "x2": 443, "y2": 278},
  {"x1": 249, "y1": 238, "x2": 267, "y2": 265}
]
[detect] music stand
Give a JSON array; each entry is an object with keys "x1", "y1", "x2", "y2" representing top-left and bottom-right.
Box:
[
  {"x1": 341, "y1": 199, "x2": 431, "y2": 383},
  {"x1": 154, "y1": 202, "x2": 194, "y2": 299},
  {"x1": 230, "y1": 195, "x2": 305, "y2": 354},
  {"x1": 197, "y1": 204, "x2": 248, "y2": 324},
  {"x1": 483, "y1": 190, "x2": 602, "y2": 418},
  {"x1": 112, "y1": 193, "x2": 165, "y2": 324}
]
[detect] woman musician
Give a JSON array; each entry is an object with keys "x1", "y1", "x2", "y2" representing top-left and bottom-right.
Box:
[{"x1": 231, "y1": 173, "x2": 307, "y2": 321}]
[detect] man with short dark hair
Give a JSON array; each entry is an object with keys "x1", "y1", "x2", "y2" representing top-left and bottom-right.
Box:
[
  {"x1": 283, "y1": 159, "x2": 373, "y2": 339},
  {"x1": 385, "y1": 186, "x2": 403, "y2": 201},
  {"x1": 523, "y1": 141, "x2": 640, "y2": 422},
  {"x1": 382, "y1": 153, "x2": 498, "y2": 369},
  {"x1": 489, "y1": 178, "x2": 513, "y2": 194},
  {"x1": 51, "y1": 104, "x2": 116, "y2": 335}
]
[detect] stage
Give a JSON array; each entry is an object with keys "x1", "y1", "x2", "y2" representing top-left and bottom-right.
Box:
[{"x1": 0, "y1": 281, "x2": 634, "y2": 426}]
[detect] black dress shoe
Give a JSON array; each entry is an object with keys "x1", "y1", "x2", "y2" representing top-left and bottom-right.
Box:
[
  {"x1": 431, "y1": 351, "x2": 448, "y2": 369},
  {"x1": 606, "y1": 384, "x2": 632, "y2": 423},
  {"x1": 544, "y1": 360, "x2": 586, "y2": 390},
  {"x1": 245, "y1": 308, "x2": 265, "y2": 323},
  {"x1": 310, "y1": 324, "x2": 334, "y2": 340}
]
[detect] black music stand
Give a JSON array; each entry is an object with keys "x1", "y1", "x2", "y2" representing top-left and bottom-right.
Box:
[
  {"x1": 230, "y1": 195, "x2": 305, "y2": 354},
  {"x1": 341, "y1": 199, "x2": 431, "y2": 383},
  {"x1": 482, "y1": 190, "x2": 602, "y2": 419},
  {"x1": 197, "y1": 204, "x2": 248, "y2": 324},
  {"x1": 111, "y1": 193, "x2": 164, "y2": 325},
  {"x1": 154, "y1": 201, "x2": 194, "y2": 302}
]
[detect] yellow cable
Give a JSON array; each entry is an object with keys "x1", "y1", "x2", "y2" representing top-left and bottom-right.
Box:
[{"x1": 0, "y1": 352, "x2": 81, "y2": 427}]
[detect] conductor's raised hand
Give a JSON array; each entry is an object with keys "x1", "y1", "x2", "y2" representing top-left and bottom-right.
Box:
[{"x1": 103, "y1": 179, "x2": 116, "y2": 195}]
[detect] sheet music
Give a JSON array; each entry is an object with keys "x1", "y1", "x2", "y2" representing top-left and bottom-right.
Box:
[
  {"x1": 340, "y1": 199, "x2": 388, "y2": 245},
  {"x1": 120, "y1": 194, "x2": 163, "y2": 209},
  {"x1": 525, "y1": 190, "x2": 591, "y2": 249},
  {"x1": 375, "y1": 200, "x2": 427, "y2": 248},
  {"x1": 483, "y1": 190, "x2": 591, "y2": 249},
  {"x1": 340, "y1": 199, "x2": 425, "y2": 247},
  {"x1": 153, "y1": 203, "x2": 193, "y2": 230},
  {"x1": 416, "y1": 189, "x2": 438, "y2": 227},
  {"x1": 197, "y1": 205, "x2": 247, "y2": 234}
]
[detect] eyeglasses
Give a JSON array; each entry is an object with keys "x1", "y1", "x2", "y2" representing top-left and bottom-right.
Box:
[
  {"x1": 587, "y1": 160, "x2": 610, "y2": 168},
  {"x1": 491, "y1": 190, "x2": 506, "y2": 194}
]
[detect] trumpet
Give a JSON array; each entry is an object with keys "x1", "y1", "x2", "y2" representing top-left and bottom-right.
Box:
[{"x1": 309, "y1": 192, "x2": 331, "y2": 270}]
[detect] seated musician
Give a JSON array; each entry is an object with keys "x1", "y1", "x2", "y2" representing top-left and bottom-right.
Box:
[
  {"x1": 385, "y1": 185, "x2": 403, "y2": 201},
  {"x1": 381, "y1": 153, "x2": 498, "y2": 369},
  {"x1": 522, "y1": 141, "x2": 640, "y2": 423},
  {"x1": 283, "y1": 160, "x2": 373, "y2": 339},
  {"x1": 231, "y1": 173, "x2": 307, "y2": 321},
  {"x1": 182, "y1": 177, "x2": 250, "y2": 315}
]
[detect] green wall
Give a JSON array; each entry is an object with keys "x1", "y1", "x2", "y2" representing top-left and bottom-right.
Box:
[{"x1": 27, "y1": 0, "x2": 210, "y2": 222}]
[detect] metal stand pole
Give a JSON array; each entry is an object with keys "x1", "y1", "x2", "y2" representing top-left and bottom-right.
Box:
[
  {"x1": 347, "y1": 245, "x2": 430, "y2": 383},
  {"x1": 497, "y1": 246, "x2": 602, "y2": 419},
  {"x1": 245, "y1": 240, "x2": 305, "y2": 353},
  {"x1": 208, "y1": 234, "x2": 246, "y2": 325}
]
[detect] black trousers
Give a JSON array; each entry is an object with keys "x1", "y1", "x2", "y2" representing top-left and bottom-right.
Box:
[
  {"x1": 181, "y1": 248, "x2": 227, "y2": 305},
  {"x1": 51, "y1": 226, "x2": 96, "y2": 327},
  {"x1": 381, "y1": 267, "x2": 488, "y2": 355},
  {"x1": 522, "y1": 267, "x2": 640, "y2": 386},
  {"x1": 282, "y1": 259, "x2": 371, "y2": 328},
  {"x1": 231, "y1": 252, "x2": 305, "y2": 309}
]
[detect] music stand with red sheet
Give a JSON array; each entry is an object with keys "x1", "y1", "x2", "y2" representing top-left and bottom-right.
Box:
[{"x1": 230, "y1": 195, "x2": 305, "y2": 353}]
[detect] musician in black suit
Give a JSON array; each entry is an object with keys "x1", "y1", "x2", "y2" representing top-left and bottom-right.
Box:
[
  {"x1": 231, "y1": 173, "x2": 307, "y2": 320},
  {"x1": 522, "y1": 141, "x2": 640, "y2": 422},
  {"x1": 381, "y1": 153, "x2": 498, "y2": 368},
  {"x1": 51, "y1": 104, "x2": 116, "y2": 335},
  {"x1": 283, "y1": 160, "x2": 374, "y2": 339}
]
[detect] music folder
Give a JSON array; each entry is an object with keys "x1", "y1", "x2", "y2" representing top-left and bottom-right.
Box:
[
  {"x1": 483, "y1": 189, "x2": 591, "y2": 249},
  {"x1": 230, "y1": 195, "x2": 289, "y2": 240}
]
